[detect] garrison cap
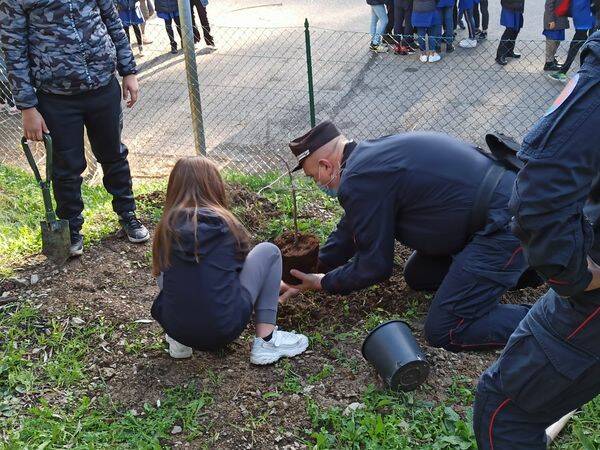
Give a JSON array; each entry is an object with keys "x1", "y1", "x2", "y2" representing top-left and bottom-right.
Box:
[{"x1": 289, "y1": 121, "x2": 341, "y2": 172}]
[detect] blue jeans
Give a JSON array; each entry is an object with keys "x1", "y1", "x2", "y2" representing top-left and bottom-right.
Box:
[
  {"x1": 370, "y1": 5, "x2": 388, "y2": 45},
  {"x1": 417, "y1": 25, "x2": 441, "y2": 51},
  {"x1": 439, "y1": 6, "x2": 454, "y2": 44}
]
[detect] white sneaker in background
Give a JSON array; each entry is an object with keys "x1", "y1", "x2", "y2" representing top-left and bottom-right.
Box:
[
  {"x1": 419, "y1": 54, "x2": 429, "y2": 63},
  {"x1": 250, "y1": 327, "x2": 309, "y2": 365},
  {"x1": 428, "y1": 52, "x2": 441, "y2": 62},
  {"x1": 7, "y1": 105, "x2": 19, "y2": 115},
  {"x1": 459, "y1": 38, "x2": 477, "y2": 48},
  {"x1": 165, "y1": 334, "x2": 193, "y2": 359}
]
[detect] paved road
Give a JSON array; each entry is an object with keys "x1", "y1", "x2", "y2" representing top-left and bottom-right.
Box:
[{"x1": 209, "y1": 0, "x2": 549, "y2": 40}]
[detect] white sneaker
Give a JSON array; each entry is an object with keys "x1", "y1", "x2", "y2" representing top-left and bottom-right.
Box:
[
  {"x1": 165, "y1": 334, "x2": 192, "y2": 359},
  {"x1": 428, "y1": 52, "x2": 441, "y2": 62},
  {"x1": 250, "y1": 327, "x2": 309, "y2": 365},
  {"x1": 419, "y1": 54, "x2": 429, "y2": 63},
  {"x1": 7, "y1": 105, "x2": 19, "y2": 115},
  {"x1": 459, "y1": 38, "x2": 477, "y2": 49}
]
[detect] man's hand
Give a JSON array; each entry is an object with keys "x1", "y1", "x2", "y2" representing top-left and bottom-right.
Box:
[
  {"x1": 279, "y1": 281, "x2": 300, "y2": 303},
  {"x1": 585, "y1": 257, "x2": 600, "y2": 291},
  {"x1": 549, "y1": 21, "x2": 556, "y2": 30},
  {"x1": 122, "y1": 74, "x2": 139, "y2": 108},
  {"x1": 289, "y1": 270, "x2": 325, "y2": 292},
  {"x1": 22, "y1": 107, "x2": 49, "y2": 141}
]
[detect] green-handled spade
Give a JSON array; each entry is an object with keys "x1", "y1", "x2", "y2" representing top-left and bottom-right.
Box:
[{"x1": 21, "y1": 134, "x2": 71, "y2": 264}]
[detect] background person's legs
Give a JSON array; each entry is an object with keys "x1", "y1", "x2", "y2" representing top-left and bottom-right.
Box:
[
  {"x1": 239, "y1": 242, "x2": 282, "y2": 337},
  {"x1": 463, "y1": 8, "x2": 476, "y2": 39},
  {"x1": 132, "y1": 24, "x2": 143, "y2": 46},
  {"x1": 370, "y1": 5, "x2": 388, "y2": 45},
  {"x1": 480, "y1": 0, "x2": 489, "y2": 30},
  {"x1": 83, "y1": 79, "x2": 136, "y2": 217},
  {"x1": 188, "y1": 0, "x2": 202, "y2": 43},
  {"x1": 191, "y1": 0, "x2": 214, "y2": 46},
  {"x1": 404, "y1": 5, "x2": 415, "y2": 47},
  {"x1": 497, "y1": 27, "x2": 518, "y2": 59},
  {"x1": 383, "y1": 0, "x2": 395, "y2": 42},
  {"x1": 560, "y1": 29, "x2": 590, "y2": 74},
  {"x1": 545, "y1": 38, "x2": 560, "y2": 63},
  {"x1": 440, "y1": 7, "x2": 454, "y2": 46},
  {"x1": 164, "y1": 18, "x2": 177, "y2": 48}
]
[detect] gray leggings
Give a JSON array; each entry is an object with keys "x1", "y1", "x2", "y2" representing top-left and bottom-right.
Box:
[
  {"x1": 239, "y1": 242, "x2": 282, "y2": 325},
  {"x1": 157, "y1": 242, "x2": 281, "y2": 325}
]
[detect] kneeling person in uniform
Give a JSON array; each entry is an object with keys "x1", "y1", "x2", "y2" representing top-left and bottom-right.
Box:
[
  {"x1": 283, "y1": 122, "x2": 540, "y2": 352},
  {"x1": 474, "y1": 32, "x2": 600, "y2": 450}
]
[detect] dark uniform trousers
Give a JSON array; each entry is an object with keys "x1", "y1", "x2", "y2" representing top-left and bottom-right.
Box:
[
  {"x1": 403, "y1": 228, "x2": 532, "y2": 352},
  {"x1": 37, "y1": 77, "x2": 135, "y2": 233},
  {"x1": 474, "y1": 282, "x2": 600, "y2": 449}
]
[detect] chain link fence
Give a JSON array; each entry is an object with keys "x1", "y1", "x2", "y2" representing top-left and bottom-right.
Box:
[{"x1": 0, "y1": 20, "x2": 577, "y2": 180}]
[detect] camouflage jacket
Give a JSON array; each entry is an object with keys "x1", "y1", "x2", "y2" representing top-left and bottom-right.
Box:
[{"x1": 0, "y1": 0, "x2": 137, "y2": 109}]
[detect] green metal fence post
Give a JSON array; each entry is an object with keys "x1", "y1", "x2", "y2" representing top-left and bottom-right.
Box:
[
  {"x1": 304, "y1": 18, "x2": 316, "y2": 128},
  {"x1": 177, "y1": 0, "x2": 207, "y2": 155}
]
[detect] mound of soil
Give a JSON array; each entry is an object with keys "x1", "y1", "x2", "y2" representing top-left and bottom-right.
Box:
[{"x1": 274, "y1": 231, "x2": 320, "y2": 285}]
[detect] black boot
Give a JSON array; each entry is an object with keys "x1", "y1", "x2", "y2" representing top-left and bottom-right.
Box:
[
  {"x1": 507, "y1": 51, "x2": 521, "y2": 58},
  {"x1": 496, "y1": 56, "x2": 508, "y2": 66},
  {"x1": 170, "y1": 43, "x2": 178, "y2": 54}
]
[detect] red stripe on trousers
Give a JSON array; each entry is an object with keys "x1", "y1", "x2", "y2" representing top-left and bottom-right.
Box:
[
  {"x1": 489, "y1": 398, "x2": 511, "y2": 450},
  {"x1": 503, "y1": 246, "x2": 523, "y2": 269},
  {"x1": 567, "y1": 305, "x2": 600, "y2": 340}
]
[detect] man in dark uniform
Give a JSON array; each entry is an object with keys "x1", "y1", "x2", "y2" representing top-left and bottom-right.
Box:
[
  {"x1": 473, "y1": 32, "x2": 600, "y2": 449},
  {"x1": 282, "y1": 122, "x2": 540, "y2": 352}
]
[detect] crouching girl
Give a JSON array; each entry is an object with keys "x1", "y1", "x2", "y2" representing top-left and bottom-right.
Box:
[{"x1": 151, "y1": 157, "x2": 308, "y2": 364}]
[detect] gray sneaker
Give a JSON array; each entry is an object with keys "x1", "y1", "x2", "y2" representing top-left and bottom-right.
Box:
[
  {"x1": 70, "y1": 232, "x2": 84, "y2": 257},
  {"x1": 119, "y1": 212, "x2": 150, "y2": 243}
]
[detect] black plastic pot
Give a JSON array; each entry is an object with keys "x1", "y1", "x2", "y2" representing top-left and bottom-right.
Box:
[{"x1": 361, "y1": 320, "x2": 430, "y2": 392}]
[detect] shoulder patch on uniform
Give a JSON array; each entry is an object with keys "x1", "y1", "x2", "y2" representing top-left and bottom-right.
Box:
[{"x1": 545, "y1": 73, "x2": 580, "y2": 117}]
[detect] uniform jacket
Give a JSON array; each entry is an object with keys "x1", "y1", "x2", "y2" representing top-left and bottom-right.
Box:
[
  {"x1": 544, "y1": 0, "x2": 570, "y2": 30},
  {"x1": 501, "y1": 0, "x2": 525, "y2": 12},
  {"x1": 319, "y1": 132, "x2": 517, "y2": 295},
  {"x1": 151, "y1": 208, "x2": 253, "y2": 351},
  {"x1": 510, "y1": 32, "x2": 600, "y2": 298},
  {"x1": 0, "y1": 0, "x2": 137, "y2": 110}
]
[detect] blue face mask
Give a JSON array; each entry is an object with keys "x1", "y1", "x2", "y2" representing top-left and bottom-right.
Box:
[
  {"x1": 319, "y1": 185, "x2": 338, "y2": 197},
  {"x1": 317, "y1": 165, "x2": 339, "y2": 197}
]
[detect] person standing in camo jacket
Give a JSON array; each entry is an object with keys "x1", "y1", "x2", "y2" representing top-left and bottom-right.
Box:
[{"x1": 0, "y1": 0, "x2": 150, "y2": 256}]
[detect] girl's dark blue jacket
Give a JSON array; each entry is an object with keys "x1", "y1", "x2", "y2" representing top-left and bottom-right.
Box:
[{"x1": 151, "y1": 208, "x2": 252, "y2": 351}]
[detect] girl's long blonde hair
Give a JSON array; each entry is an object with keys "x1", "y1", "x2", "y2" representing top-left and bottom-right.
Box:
[{"x1": 152, "y1": 156, "x2": 249, "y2": 276}]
